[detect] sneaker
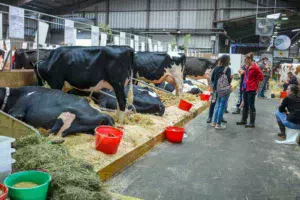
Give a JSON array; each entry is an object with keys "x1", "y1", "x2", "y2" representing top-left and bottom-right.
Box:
[
  {"x1": 245, "y1": 124, "x2": 255, "y2": 128},
  {"x1": 215, "y1": 124, "x2": 226, "y2": 129},
  {"x1": 183, "y1": 133, "x2": 188, "y2": 139},
  {"x1": 207, "y1": 117, "x2": 212, "y2": 123},
  {"x1": 236, "y1": 121, "x2": 246, "y2": 125},
  {"x1": 210, "y1": 122, "x2": 216, "y2": 127}
]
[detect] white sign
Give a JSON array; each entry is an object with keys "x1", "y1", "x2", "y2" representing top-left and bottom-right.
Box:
[
  {"x1": 0, "y1": 40, "x2": 3, "y2": 50},
  {"x1": 168, "y1": 44, "x2": 172, "y2": 52},
  {"x1": 5, "y1": 40, "x2": 11, "y2": 51},
  {"x1": 154, "y1": 45, "x2": 158, "y2": 52},
  {"x1": 130, "y1": 39, "x2": 134, "y2": 49},
  {"x1": 274, "y1": 50, "x2": 289, "y2": 57},
  {"x1": 9, "y1": 6, "x2": 24, "y2": 39},
  {"x1": 141, "y1": 42, "x2": 145, "y2": 52},
  {"x1": 22, "y1": 42, "x2": 27, "y2": 49},
  {"x1": 274, "y1": 35, "x2": 291, "y2": 50},
  {"x1": 148, "y1": 39, "x2": 153, "y2": 52},
  {"x1": 158, "y1": 41, "x2": 163, "y2": 52},
  {"x1": 114, "y1": 36, "x2": 120, "y2": 45},
  {"x1": 100, "y1": 33, "x2": 107, "y2": 46},
  {"x1": 91, "y1": 26, "x2": 99, "y2": 46},
  {"x1": 32, "y1": 42, "x2": 37, "y2": 49},
  {"x1": 34, "y1": 21, "x2": 49, "y2": 45},
  {"x1": 120, "y1": 32, "x2": 126, "y2": 46},
  {"x1": 64, "y1": 20, "x2": 75, "y2": 45},
  {"x1": 134, "y1": 35, "x2": 139, "y2": 51},
  {"x1": 0, "y1": 14, "x2": 2, "y2": 40}
]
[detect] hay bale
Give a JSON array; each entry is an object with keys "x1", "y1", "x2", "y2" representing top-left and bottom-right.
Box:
[{"x1": 13, "y1": 135, "x2": 111, "y2": 200}]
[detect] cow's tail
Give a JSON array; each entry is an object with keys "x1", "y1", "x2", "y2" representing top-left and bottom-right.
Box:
[
  {"x1": 34, "y1": 61, "x2": 45, "y2": 86},
  {"x1": 127, "y1": 70, "x2": 134, "y2": 106}
]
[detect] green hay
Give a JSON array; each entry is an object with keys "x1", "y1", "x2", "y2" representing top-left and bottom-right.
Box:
[{"x1": 13, "y1": 135, "x2": 111, "y2": 200}]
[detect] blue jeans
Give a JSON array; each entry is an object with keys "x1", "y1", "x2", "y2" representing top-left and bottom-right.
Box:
[
  {"x1": 257, "y1": 76, "x2": 269, "y2": 97},
  {"x1": 275, "y1": 110, "x2": 300, "y2": 130},
  {"x1": 213, "y1": 94, "x2": 229, "y2": 125}
]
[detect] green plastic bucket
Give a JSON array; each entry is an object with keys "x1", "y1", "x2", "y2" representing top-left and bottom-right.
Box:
[{"x1": 4, "y1": 170, "x2": 51, "y2": 200}]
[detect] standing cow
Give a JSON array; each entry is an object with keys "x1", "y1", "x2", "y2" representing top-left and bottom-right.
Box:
[
  {"x1": 133, "y1": 52, "x2": 184, "y2": 98},
  {"x1": 0, "y1": 86, "x2": 114, "y2": 137},
  {"x1": 184, "y1": 57, "x2": 217, "y2": 81},
  {"x1": 35, "y1": 46, "x2": 135, "y2": 123},
  {"x1": 14, "y1": 49, "x2": 52, "y2": 69}
]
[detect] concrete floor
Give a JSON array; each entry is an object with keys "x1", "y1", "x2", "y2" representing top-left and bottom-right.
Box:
[{"x1": 108, "y1": 92, "x2": 300, "y2": 200}]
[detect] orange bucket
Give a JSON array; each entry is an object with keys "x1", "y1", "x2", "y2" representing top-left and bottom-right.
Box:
[
  {"x1": 95, "y1": 126, "x2": 123, "y2": 154},
  {"x1": 165, "y1": 126, "x2": 185, "y2": 143},
  {"x1": 280, "y1": 91, "x2": 287, "y2": 99},
  {"x1": 178, "y1": 99, "x2": 193, "y2": 111},
  {"x1": 0, "y1": 184, "x2": 8, "y2": 200},
  {"x1": 200, "y1": 93, "x2": 210, "y2": 101}
]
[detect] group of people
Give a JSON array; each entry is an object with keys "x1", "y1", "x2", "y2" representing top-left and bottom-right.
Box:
[{"x1": 206, "y1": 52, "x2": 300, "y2": 142}]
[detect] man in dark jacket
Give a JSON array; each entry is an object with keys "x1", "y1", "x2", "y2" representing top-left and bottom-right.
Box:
[{"x1": 283, "y1": 72, "x2": 298, "y2": 91}]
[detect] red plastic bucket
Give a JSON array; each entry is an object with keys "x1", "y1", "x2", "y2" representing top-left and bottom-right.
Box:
[
  {"x1": 95, "y1": 126, "x2": 123, "y2": 154},
  {"x1": 280, "y1": 91, "x2": 287, "y2": 99},
  {"x1": 200, "y1": 93, "x2": 210, "y2": 101},
  {"x1": 178, "y1": 99, "x2": 193, "y2": 111},
  {"x1": 0, "y1": 184, "x2": 8, "y2": 200},
  {"x1": 165, "y1": 126, "x2": 185, "y2": 143}
]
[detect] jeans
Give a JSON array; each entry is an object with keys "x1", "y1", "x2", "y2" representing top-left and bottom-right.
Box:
[
  {"x1": 213, "y1": 94, "x2": 230, "y2": 125},
  {"x1": 242, "y1": 91, "x2": 256, "y2": 124},
  {"x1": 257, "y1": 76, "x2": 269, "y2": 97},
  {"x1": 275, "y1": 110, "x2": 300, "y2": 130}
]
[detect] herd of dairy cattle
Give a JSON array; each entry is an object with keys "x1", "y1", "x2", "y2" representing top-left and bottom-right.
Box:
[{"x1": 0, "y1": 46, "x2": 215, "y2": 137}]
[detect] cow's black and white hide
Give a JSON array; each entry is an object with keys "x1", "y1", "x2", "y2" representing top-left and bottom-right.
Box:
[
  {"x1": 35, "y1": 46, "x2": 135, "y2": 123},
  {"x1": 0, "y1": 86, "x2": 114, "y2": 137},
  {"x1": 68, "y1": 85, "x2": 165, "y2": 116}
]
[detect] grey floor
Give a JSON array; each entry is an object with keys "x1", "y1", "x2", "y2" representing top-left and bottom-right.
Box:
[{"x1": 108, "y1": 91, "x2": 300, "y2": 200}]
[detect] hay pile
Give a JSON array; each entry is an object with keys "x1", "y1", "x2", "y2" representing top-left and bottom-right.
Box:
[
  {"x1": 13, "y1": 135, "x2": 111, "y2": 200},
  {"x1": 269, "y1": 79, "x2": 282, "y2": 98}
]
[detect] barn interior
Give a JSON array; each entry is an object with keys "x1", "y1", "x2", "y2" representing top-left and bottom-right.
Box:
[{"x1": 0, "y1": 0, "x2": 300, "y2": 200}]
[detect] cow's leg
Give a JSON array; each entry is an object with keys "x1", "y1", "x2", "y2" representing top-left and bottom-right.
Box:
[
  {"x1": 112, "y1": 83, "x2": 126, "y2": 124},
  {"x1": 52, "y1": 112, "x2": 76, "y2": 137},
  {"x1": 50, "y1": 119, "x2": 64, "y2": 134},
  {"x1": 8, "y1": 106, "x2": 26, "y2": 120}
]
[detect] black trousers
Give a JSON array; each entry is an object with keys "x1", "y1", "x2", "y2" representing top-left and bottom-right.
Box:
[
  {"x1": 208, "y1": 101, "x2": 216, "y2": 119},
  {"x1": 242, "y1": 91, "x2": 256, "y2": 124}
]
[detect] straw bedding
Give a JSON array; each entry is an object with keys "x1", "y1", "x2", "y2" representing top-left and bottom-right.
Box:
[{"x1": 13, "y1": 135, "x2": 111, "y2": 200}]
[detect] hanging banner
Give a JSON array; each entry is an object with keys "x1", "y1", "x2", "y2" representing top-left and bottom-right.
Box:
[
  {"x1": 100, "y1": 33, "x2": 107, "y2": 46},
  {"x1": 34, "y1": 21, "x2": 49, "y2": 45},
  {"x1": 91, "y1": 26, "x2": 99, "y2": 46},
  {"x1": 148, "y1": 39, "x2": 153, "y2": 52},
  {"x1": 134, "y1": 35, "x2": 139, "y2": 51},
  {"x1": 120, "y1": 32, "x2": 126, "y2": 46},
  {"x1": 130, "y1": 39, "x2": 134, "y2": 49},
  {"x1": 141, "y1": 42, "x2": 145, "y2": 52},
  {"x1": 5, "y1": 40, "x2": 11, "y2": 51},
  {"x1": 64, "y1": 19, "x2": 75, "y2": 45},
  {"x1": 22, "y1": 42, "x2": 27, "y2": 49},
  {"x1": 114, "y1": 36, "x2": 120, "y2": 45},
  {"x1": 9, "y1": 6, "x2": 24, "y2": 39},
  {"x1": 0, "y1": 13, "x2": 2, "y2": 40},
  {"x1": 154, "y1": 45, "x2": 158, "y2": 52}
]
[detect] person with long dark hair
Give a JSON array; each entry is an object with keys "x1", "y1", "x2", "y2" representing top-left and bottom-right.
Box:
[
  {"x1": 276, "y1": 84, "x2": 300, "y2": 139},
  {"x1": 210, "y1": 55, "x2": 232, "y2": 129},
  {"x1": 236, "y1": 52, "x2": 264, "y2": 128}
]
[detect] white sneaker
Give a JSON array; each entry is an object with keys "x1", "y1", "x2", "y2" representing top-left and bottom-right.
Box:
[
  {"x1": 215, "y1": 124, "x2": 226, "y2": 129},
  {"x1": 210, "y1": 123, "x2": 216, "y2": 127}
]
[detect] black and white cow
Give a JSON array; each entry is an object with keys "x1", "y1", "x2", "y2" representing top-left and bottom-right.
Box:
[
  {"x1": 156, "y1": 80, "x2": 202, "y2": 95},
  {"x1": 133, "y1": 52, "x2": 185, "y2": 98},
  {"x1": 35, "y1": 46, "x2": 135, "y2": 123},
  {"x1": 68, "y1": 85, "x2": 165, "y2": 116},
  {"x1": 0, "y1": 86, "x2": 114, "y2": 137},
  {"x1": 14, "y1": 49, "x2": 52, "y2": 69},
  {"x1": 184, "y1": 57, "x2": 216, "y2": 80}
]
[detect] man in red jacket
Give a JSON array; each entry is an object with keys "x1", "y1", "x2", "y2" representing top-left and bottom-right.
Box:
[{"x1": 237, "y1": 52, "x2": 264, "y2": 128}]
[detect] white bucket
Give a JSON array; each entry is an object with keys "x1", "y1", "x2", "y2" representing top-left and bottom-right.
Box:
[
  {"x1": 0, "y1": 136, "x2": 15, "y2": 152},
  {"x1": 0, "y1": 159, "x2": 15, "y2": 183},
  {"x1": 0, "y1": 148, "x2": 15, "y2": 164}
]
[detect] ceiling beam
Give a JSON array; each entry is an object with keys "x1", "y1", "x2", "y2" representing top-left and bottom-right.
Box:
[
  {"x1": 5, "y1": 0, "x2": 34, "y2": 6},
  {"x1": 53, "y1": 0, "x2": 105, "y2": 15}
]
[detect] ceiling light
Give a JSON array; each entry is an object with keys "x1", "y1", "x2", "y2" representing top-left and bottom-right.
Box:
[
  {"x1": 274, "y1": 31, "x2": 278, "y2": 34},
  {"x1": 275, "y1": 26, "x2": 280, "y2": 29},
  {"x1": 292, "y1": 28, "x2": 300, "y2": 32},
  {"x1": 267, "y1": 13, "x2": 281, "y2": 19},
  {"x1": 272, "y1": 35, "x2": 277, "y2": 38},
  {"x1": 282, "y1": 17, "x2": 288, "y2": 20},
  {"x1": 281, "y1": 13, "x2": 287, "y2": 17}
]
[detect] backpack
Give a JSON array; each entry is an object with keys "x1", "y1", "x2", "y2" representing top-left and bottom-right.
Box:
[{"x1": 216, "y1": 67, "x2": 231, "y2": 97}]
